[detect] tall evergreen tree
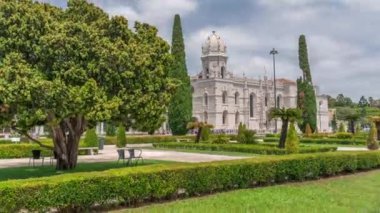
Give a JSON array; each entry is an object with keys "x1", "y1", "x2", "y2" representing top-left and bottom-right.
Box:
[
  {"x1": 297, "y1": 35, "x2": 317, "y2": 132},
  {"x1": 168, "y1": 14, "x2": 192, "y2": 135}
]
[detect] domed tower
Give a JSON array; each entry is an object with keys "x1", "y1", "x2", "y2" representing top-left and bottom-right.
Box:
[{"x1": 200, "y1": 31, "x2": 230, "y2": 79}]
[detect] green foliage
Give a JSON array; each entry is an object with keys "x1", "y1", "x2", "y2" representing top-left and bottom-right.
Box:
[
  {"x1": 367, "y1": 122, "x2": 379, "y2": 150},
  {"x1": 297, "y1": 35, "x2": 317, "y2": 133},
  {"x1": 155, "y1": 142, "x2": 336, "y2": 155},
  {"x1": 105, "y1": 135, "x2": 195, "y2": 144},
  {"x1": 304, "y1": 123, "x2": 313, "y2": 137},
  {"x1": 331, "y1": 114, "x2": 337, "y2": 132},
  {"x1": 212, "y1": 134, "x2": 229, "y2": 144},
  {"x1": 237, "y1": 122, "x2": 256, "y2": 144},
  {"x1": 285, "y1": 122, "x2": 299, "y2": 154},
  {"x1": 187, "y1": 118, "x2": 213, "y2": 143},
  {"x1": 335, "y1": 132, "x2": 353, "y2": 139},
  {"x1": 168, "y1": 14, "x2": 192, "y2": 135},
  {"x1": 0, "y1": 144, "x2": 51, "y2": 159},
  {"x1": 0, "y1": 0, "x2": 176, "y2": 168},
  {"x1": 201, "y1": 126, "x2": 211, "y2": 141},
  {"x1": 269, "y1": 107, "x2": 301, "y2": 148},
  {"x1": 83, "y1": 128, "x2": 98, "y2": 147},
  {"x1": 4, "y1": 151, "x2": 379, "y2": 211},
  {"x1": 338, "y1": 123, "x2": 346, "y2": 133},
  {"x1": 116, "y1": 124, "x2": 127, "y2": 148},
  {"x1": 105, "y1": 122, "x2": 116, "y2": 136},
  {"x1": 264, "y1": 137, "x2": 366, "y2": 146}
]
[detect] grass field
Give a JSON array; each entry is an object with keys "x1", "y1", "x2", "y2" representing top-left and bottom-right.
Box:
[
  {"x1": 119, "y1": 169, "x2": 380, "y2": 213},
  {"x1": 0, "y1": 160, "x2": 172, "y2": 181}
]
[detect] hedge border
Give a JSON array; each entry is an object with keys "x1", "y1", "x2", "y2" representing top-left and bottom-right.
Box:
[
  {"x1": 0, "y1": 151, "x2": 380, "y2": 211},
  {"x1": 264, "y1": 137, "x2": 366, "y2": 145},
  {"x1": 153, "y1": 142, "x2": 337, "y2": 155}
]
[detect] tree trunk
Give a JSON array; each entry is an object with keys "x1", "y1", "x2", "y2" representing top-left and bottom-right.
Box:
[
  {"x1": 279, "y1": 119, "x2": 289, "y2": 148},
  {"x1": 195, "y1": 127, "x2": 202, "y2": 143},
  {"x1": 50, "y1": 115, "x2": 86, "y2": 170}
]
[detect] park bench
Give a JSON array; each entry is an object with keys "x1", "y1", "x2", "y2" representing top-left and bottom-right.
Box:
[
  {"x1": 117, "y1": 148, "x2": 144, "y2": 166},
  {"x1": 176, "y1": 138, "x2": 191, "y2": 142},
  {"x1": 78, "y1": 147, "x2": 98, "y2": 155},
  {"x1": 10, "y1": 137, "x2": 20, "y2": 143}
]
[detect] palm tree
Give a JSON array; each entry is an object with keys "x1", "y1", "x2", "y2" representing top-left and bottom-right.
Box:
[
  {"x1": 269, "y1": 108, "x2": 302, "y2": 148},
  {"x1": 187, "y1": 117, "x2": 213, "y2": 143}
]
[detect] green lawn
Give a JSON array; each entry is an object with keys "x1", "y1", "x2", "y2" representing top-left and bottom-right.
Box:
[
  {"x1": 0, "y1": 160, "x2": 172, "y2": 181},
  {"x1": 120, "y1": 170, "x2": 380, "y2": 213},
  {"x1": 150, "y1": 147, "x2": 259, "y2": 157}
]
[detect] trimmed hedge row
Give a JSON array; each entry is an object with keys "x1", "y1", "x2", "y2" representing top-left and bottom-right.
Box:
[
  {"x1": 264, "y1": 137, "x2": 366, "y2": 145},
  {"x1": 0, "y1": 144, "x2": 51, "y2": 159},
  {"x1": 1, "y1": 151, "x2": 380, "y2": 211},
  {"x1": 153, "y1": 142, "x2": 337, "y2": 155},
  {"x1": 105, "y1": 135, "x2": 195, "y2": 145}
]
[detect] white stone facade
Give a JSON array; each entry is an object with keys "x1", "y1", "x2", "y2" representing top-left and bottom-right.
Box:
[{"x1": 191, "y1": 31, "x2": 330, "y2": 133}]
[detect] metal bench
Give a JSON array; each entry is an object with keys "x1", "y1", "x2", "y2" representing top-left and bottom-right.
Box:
[
  {"x1": 117, "y1": 148, "x2": 143, "y2": 166},
  {"x1": 29, "y1": 150, "x2": 44, "y2": 167}
]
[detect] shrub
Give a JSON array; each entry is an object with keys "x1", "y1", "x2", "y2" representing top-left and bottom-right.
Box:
[
  {"x1": 105, "y1": 122, "x2": 116, "y2": 136},
  {"x1": 264, "y1": 137, "x2": 366, "y2": 146},
  {"x1": 201, "y1": 126, "x2": 211, "y2": 141},
  {"x1": 335, "y1": 132, "x2": 353, "y2": 139},
  {"x1": 83, "y1": 128, "x2": 98, "y2": 147},
  {"x1": 286, "y1": 122, "x2": 299, "y2": 153},
  {"x1": 154, "y1": 142, "x2": 336, "y2": 155},
  {"x1": 0, "y1": 144, "x2": 51, "y2": 159},
  {"x1": 265, "y1": 133, "x2": 280, "y2": 138},
  {"x1": 1, "y1": 151, "x2": 380, "y2": 212},
  {"x1": 116, "y1": 125, "x2": 127, "y2": 148},
  {"x1": 367, "y1": 122, "x2": 379, "y2": 150},
  {"x1": 212, "y1": 134, "x2": 229, "y2": 144},
  {"x1": 242, "y1": 130, "x2": 256, "y2": 144},
  {"x1": 304, "y1": 123, "x2": 313, "y2": 137},
  {"x1": 105, "y1": 135, "x2": 195, "y2": 145},
  {"x1": 338, "y1": 123, "x2": 345, "y2": 132}
]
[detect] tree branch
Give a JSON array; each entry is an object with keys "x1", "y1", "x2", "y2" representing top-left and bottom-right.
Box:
[{"x1": 11, "y1": 127, "x2": 53, "y2": 150}]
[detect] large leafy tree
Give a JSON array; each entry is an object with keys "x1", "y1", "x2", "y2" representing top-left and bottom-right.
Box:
[
  {"x1": 336, "y1": 107, "x2": 360, "y2": 133},
  {"x1": 168, "y1": 14, "x2": 192, "y2": 135},
  {"x1": 269, "y1": 108, "x2": 301, "y2": 148},
  {"x1": 0, "y1": 0, "x2": 176, "y2": 170},
  {"x1": 297, "y1": 35, "x2": 317, "y2": 132}
]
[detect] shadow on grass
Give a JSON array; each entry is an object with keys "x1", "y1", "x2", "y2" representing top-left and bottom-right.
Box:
[{"x1": 0, "y1": 160, "x2": 170, "y2": 181}]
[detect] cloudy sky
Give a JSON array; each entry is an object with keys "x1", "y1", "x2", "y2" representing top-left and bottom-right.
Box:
[{"x1": 41, "y1": 0, "x2": 380, "y2": 100}]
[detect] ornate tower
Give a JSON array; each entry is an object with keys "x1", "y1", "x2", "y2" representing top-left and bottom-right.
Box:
[{"x1": 200, "y1": 31, "x2": 231, "y2": 79}]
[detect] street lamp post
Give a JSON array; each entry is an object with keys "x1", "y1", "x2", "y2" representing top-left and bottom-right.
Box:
[
  {"x1": 319, "y1": 100, "x2": 322, "y2": 132},
  {"x1": 270, "y1": 48, "x2": 278, "y2": 133}
]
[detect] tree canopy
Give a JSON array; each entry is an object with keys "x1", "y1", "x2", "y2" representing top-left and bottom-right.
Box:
[{"x1": 0, "y1": 0, "x2": 176, "y2": 169}]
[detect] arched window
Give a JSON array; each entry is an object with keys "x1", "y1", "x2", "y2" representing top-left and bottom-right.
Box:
[
  {"x1": 222, "y1": 110, "x2": 228, "y2": 125},
  {"x1": 249, "y1": 93, "x2": 255, "y2": 118},
  {"x1": 204, "y1": 111, "x2": 208, "y2": 123},
  {"x1": 235, "y1": 92, "x2": 239, "y2": 105},
  {"x1": 277, "y1": 95, "x2": 281, "y2": 108},
  {"x1": 206, "y1": 68, "x2": 209, "y2": 79},
  {"x1": 204, "y1": 93, "x2": 208, "y2": 106},
  {"x1": 191, "y1": 86, "x2": 194, "y2": 94},
  {"x1": 222, "y1": 91, "x2": 227, "y2": 104},
  {"x1": 265, "y1": 96, "x2": 268, "y2": 107},
  {"x1": 235, "y1": 111, "x2": 240, "y2": 124},
  {"x1": 221, "y1": 66, "x2": 225, "y2": 79}
]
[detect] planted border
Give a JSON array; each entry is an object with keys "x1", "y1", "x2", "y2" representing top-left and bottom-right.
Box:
[
  {"x1": 153, "y1": 142, "x2": 337, "y2": 155},
  {"x1": 0, "y1": 151, "x2": 380, "y2": 211},
  {"x1": 264, "y1": 137, "x2": 366, "y2": 145}
]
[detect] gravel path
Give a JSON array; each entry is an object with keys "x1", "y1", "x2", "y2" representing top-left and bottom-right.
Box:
[{"x1": 0, "y1": 145, "x2": 247, "y2": 169}]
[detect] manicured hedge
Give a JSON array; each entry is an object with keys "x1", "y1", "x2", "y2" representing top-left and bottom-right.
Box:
[
  {"x1": 1, "y1": 151, "x2": 380, "y2": 211},
  {"x1": 264, "y1": 137, "x2": 366, "y2": 145},
  {"x1": 105, "y1": 135, "x2": 195, "y2": 144},
  {"x1": 153, "y1": 142, "x2": 337, "y2": 155},
  {"x1": 0, "y1": 144, "x2": 51, "y2": 159}
]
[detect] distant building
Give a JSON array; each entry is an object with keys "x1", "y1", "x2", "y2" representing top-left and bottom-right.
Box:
[{"x1": 191, "y1": 31, "x2": 330, "y2": 133}]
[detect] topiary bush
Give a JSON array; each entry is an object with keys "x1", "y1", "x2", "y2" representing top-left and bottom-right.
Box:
[
  {"x1": 116, "y1": 124, "x2": 127, "y2": 148},
  {"x1": 237, "y1": 122, "x2": 256, "y2": 144},
  {"x1": 286, "y1": 122, "x2": 299, "y2": 154},
  {"x1": 367, "y1": 122, "x2": 379, "y2": 150},
  {"x1": 304, "y1": 123, "x2": 313, "y2": 137},
  {"x1": 212, "y1": 134, "x2": 229, "y2": 144},
  {"x1": 83, "y1": 128, "x2": 98, "y2": 147},
  {"x1": 338, "y1": 123, "x2": 346, "y2": 133},
  {"x1": 201, "y1": 126, "x2": 211, "y2": 141}
]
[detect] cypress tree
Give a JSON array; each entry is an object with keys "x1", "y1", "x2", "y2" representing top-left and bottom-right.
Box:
[
  {"x1": 297, "y1": 35, "x2": 317, "y2": 132},
  {"x1": 168, "y1": 14, "x2": 192, "y2": 135}
]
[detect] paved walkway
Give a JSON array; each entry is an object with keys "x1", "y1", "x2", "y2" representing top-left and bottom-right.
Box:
[
  {"x1": 337, "y1": 147, "x2": 369, "y2": 151},
  {"x1": 0, "y1": 145, "x2": 247, "y2": 169}
]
